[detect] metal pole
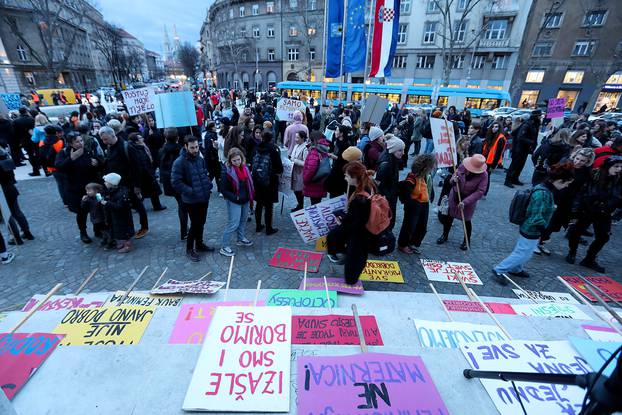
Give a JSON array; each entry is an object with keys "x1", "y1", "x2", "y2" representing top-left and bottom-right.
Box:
[
  {"x1": 337, "y1": 0, "x2": 348, "y2": 105},
  {"x1": 320, "y1": 0, "x2": 329, "y2": 105},
  {"x1": 362, "y1": 0, "x2": 376, "y2": 105}
]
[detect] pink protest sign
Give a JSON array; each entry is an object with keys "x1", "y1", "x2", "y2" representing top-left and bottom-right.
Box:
[
  {"x1": 298, "y1": 353, "x2": 449, "y2": 414},
  {"x1": 547, "y1": 97, "x2": 566, "y2": 119},
  {"x1": 268, "y1": 247, "x2": 323, "y2": 272},
  {"x1": 443, "y1": 300, "x2": 517, "y2": 315},
  {"x1": 561, "y1": 276, "x2": 622, "y2": 302},
  {"x1": 298, "y1": 277, "x2": 364, "y2": 295},
  {"x1": 0, "y1": 332, "x2": 64, "y2": 400},
  {"x1": 169, "y1": 301, "x2": 261, "y2": 344},
  {"x1": 292, "y1": 315, "x2": 383, "y2": 345}
]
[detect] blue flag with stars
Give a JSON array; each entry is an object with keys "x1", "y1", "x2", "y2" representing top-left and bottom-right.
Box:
[
  {"x1": 326, "y1": 0, "x2": 345, "y2": 78},
  {"x1": 344, "y1": 0, "x2": 367, "y2": 73}
]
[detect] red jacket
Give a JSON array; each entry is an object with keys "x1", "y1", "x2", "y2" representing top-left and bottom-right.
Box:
[
  {"x1": 195, "y1": 107, "x2": 204, "y2": 126},
  {"x1": 593, "y1": 145, "x2": 620, "y2": 169},
  {"x1": 303, "y1": 139, "x2": 330, "y2": 198}
]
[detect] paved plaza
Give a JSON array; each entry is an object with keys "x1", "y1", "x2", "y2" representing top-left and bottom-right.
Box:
[{"x1": 1, "y1": 158, "x2": 620, "y2": 310}]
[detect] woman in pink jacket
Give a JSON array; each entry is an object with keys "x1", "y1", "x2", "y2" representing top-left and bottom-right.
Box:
[
  {"x1": 284, "y1": 110, "x2": 309, "y2": 156},
  {"x1": 303, "y1": 131, "x2": 330, "y2": 204}
]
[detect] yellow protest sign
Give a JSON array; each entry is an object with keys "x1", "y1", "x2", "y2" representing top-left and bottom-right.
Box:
[
  {"x1": 104, "y1": 290, "x2": 182, "y2": 307},
  {"x1": 359, "y1": 260, "x2": 404, "y2": 283},
  {"x1": 315, "y1": 236, "x2": 327, "y2": 252},
  {"x1": 53, "y1": 306, "x2": 155, "y2": 346}
]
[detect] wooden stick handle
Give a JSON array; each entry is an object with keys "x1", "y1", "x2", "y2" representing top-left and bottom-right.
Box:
[
  {"x1": 224, "y1": 256, "x2": 235, "y2": 301},
  {"x1": 351, "y1": 304, "x2": 368, "y2": 353},
  {"x1": 470, "y1": 288, "x2": 512, "y2": 340},
  {"x1": 117, "y1": 266, "x2": 149, "y2": 306},
  {"x1": 151, "y1": 267, "x2": 168, "y2": 290},
  {"x1": 578, "y1": 276, "x2": 622, "y2": 308},
  {"x1": 429, "y1": 283, "x2": 453, "y2": 322},
  {"x1": 503, "y1": 274, "x2": 539, "y2": 304},
  {"x1": 74, "y1": 268, "x2": 99, "y2": 295},
  {"x1": 10, "y1": 283, "x2": 63, "y2": 333},
  {"x1": 198, "y1": 272, "x2": 212, "y2": 282},
  {"x1": 254, "y1": 280, "x2": 262, "y2": 307},
  {"x1": 455, "y1": 272, "x2": 474, "y2": 301},
  {"x1": 323, "y1": 275, "x2": 332, "y2": 313},
  {"x1": 303, "y1": 261, "x2": 308, "y2": 291},
  {"x1": 583, "y1": 284, "x2": 622, "y2": 327}
]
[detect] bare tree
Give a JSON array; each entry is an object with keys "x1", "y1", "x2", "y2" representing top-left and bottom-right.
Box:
[
  {"x1": 125, "y1": 52, "x2": 145, "y2": 82},
  {"x1": 0, "y1": 0, "x2": 88, "y2": 87},
  {"x1": 177, "y1": 42, "x2": 200, "y2": 79},
  {"x1": 220, "y1": 30, "x2": 255, "y2": 85},
  {"x1": 291, "y1": 0, "x2": 323, "y2": 81},
  {"x1": 92, "y1": 22, "x2": 125, "y2": 87}
]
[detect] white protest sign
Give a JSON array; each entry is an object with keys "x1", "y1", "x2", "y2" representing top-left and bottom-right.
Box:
[
  {"x1": 462, "y1": 340, "x2": 592, "y2": 415},
  {"x1": 183, "y1": 306, "x2": 291, "y2": 412},
  {"x1": 121, "y1": 87, "x2": 156, "y2": 116},
  {"x1": 420, "y1": 259, "x2": 483, "y2": 285},
  {"x1": 512, "y1": 303, "x2": 592, "y2": 320},
  {"x1": 512, "y1": 289, "x2": 579, "y2": 304},
  {"x1": 413, "y1": 319, "x2": 508, "y2": 348},
  {"x1": 104, "y1": 291, "x2": 182, "y2": 307},
  {"x1": 290, "y1": 195, "x2": 347, "y2": 243},
  {"x1": 276, "y1": 98, "x2": 305, "y2": 122},
  {"x1": 430, "y1": 118, "x2": 457, "y2": 168},
  {"x1": 150, "y1": 279, "x2": 225, "y2": 295}
]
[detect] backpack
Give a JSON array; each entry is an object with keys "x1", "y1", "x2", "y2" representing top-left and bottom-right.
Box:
[
  {"x1": 509, "y1": 188, "x2": 542, "y2": 225},
  {"x1": 252, "y1": 150, "x2": 272, "y2": 187},
  {"x1": 368, "y1": 228, "x2": 396, "y2": 256},
  {"x1": 40, "y1": 141, "x2": 59, "y2": 167},
  {"x1": 357, "y1": 191, "x2": 391, "y2": 235}
]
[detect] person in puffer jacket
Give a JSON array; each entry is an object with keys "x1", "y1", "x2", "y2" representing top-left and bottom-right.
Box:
[
  {"x1": 283, "y1": 110, "x2": 309, "y2": 156},
  {"x1": 303, "y1": 131, "x2": 330, "y2": 205}
]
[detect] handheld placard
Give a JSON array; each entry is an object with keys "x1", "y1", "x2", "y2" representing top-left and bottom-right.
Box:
[
  {"x1": 583, "y1": 283, "x2": 622, "y2": 326},
  {"x1": 578, "y1": 275, "x2": 622, "y2": 308},
  {"x1": 116, "y1": 266, "x2": 149, "y2": 306},
  {"x1": 10, "y1": 283, "x2": 63, "y2": 333}
]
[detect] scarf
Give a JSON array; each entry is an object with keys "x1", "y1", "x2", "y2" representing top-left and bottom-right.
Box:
[{"x1": 228, "y1": 164, "x2": 254, "y2": 202}]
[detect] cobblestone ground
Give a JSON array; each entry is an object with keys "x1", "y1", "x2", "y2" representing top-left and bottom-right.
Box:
[{"x1": 1, "y1": 154, "x2": 620, "y2": 310}]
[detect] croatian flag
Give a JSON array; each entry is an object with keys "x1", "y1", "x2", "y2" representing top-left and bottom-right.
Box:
[{"x1": 369, "y1": 0, "x2": 401, "y2": 78}]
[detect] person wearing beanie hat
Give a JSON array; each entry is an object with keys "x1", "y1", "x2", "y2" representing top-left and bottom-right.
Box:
[
  {"x1": 363, "y1": 126, "x2": 385, "y2": 171},
  {"x1": 283, "y1": 110, "x2": 309, "y2": 156},
  {"x1": 376, "y1": 135, "x2": 405, "y2": 230},
  {"x1": 386, "y1": 136, "x2": 405, "y2": 155},
  {"x1": 342, "y1": 146, "x2": 362, "y2": 162},
  {"x1": 103, "y1": 172, "x2": 121, "y2": 186},
  {"x1": 368, "y1": 126, "x2": 384, "y2": 142},
  {"x1": 101, "y1": 172, "x2": 135, "y2": 253}
]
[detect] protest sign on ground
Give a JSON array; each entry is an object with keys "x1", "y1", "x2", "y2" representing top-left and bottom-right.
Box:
[
  {"x1": 421, "y1": 259, "x2": 483, "y2": 285},
  {"x1": 290, "y1": 196, "x2": 347, "y2": 243},
  {"x1": 268, "y1": 247, "x2": 322, "y2": 272},
  {"x1": 168, "y1": 301, "x2": 258, "y2": 344},
  {"x1": 53, "y1": 306, "x2": 155, "y2": 346},
  {"x1": 569, "y1": 337, "x2": 621, "y2": 376},
  {"x1": 104, "y1": 291, "x2": 182, "y2": 307},
  {"x1": 511, "y1": 289, "x2": 579, "y2": 304},
  {"x1": 183, "y1": 306, "x2": 291, "y2": 412},
  {"x1": 275, "y1": 98, "x2": 305, "y2": 122},
  {"x1": 298, "y1": 277, "x2": 364, "y2": 295},
  {"x1": 546, "y1": 97, "x2": 566, "y2": 119},
  {"x1": 462, "y1": 340, "x2": 591, "y2": 415},
  {"x1": 0, "y1": 94, "x2": 21, "y2": 111},
  {"x1": 0, "y1": 333, "x2": 64, "y2": 400},
  {"x1": 561, "y1": 276, "x2": 622, "y2": 302},
  {"x1": 21, "y1": 293, "x2": 108, "y2": 312},
  {"x1": 314, "y1": 235, "x2": 327, "y2": 251},
  {"x1": 512, "y1": 303, "x2": 592, "y2": 320},
  {"x1": 430, "y1": 118, "x2": 457, "y2": 168},
  {"x1": 150, "y1": 279, "x2": 225, "y2": 295},
  {"x1": 121, "y1": 87, "x2": 156, "y2": 116},
  {"x1": 292, "y1": 315, "x2": 383, "y2": 345},
  {"x1": 581, "y1": 325, "x2": 622, "y2": 342},
  {"x1": 297, "y1": 353, "x2": 449, "y2": 415},
  {"x1": 443, "y1": 300, "x2": 517, "y2": 314},
  {"x1": 266, "y1": 289, "x2": 337, "y2": 308},
  {"x1": 154, "y1": 91, "x2": 197, "y2": 128},
  {"x1": 414, "y1": 319, "x2": 508, "y2": 348},
  {"x1": 359, "y1": 260, "x2": 404, "y2": 283}
]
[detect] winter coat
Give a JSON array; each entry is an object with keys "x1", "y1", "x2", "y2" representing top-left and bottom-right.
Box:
[
  {"x1": 81, "y1": 196, "x2": 106, "y2": 225},
  {"x1": 303, "y1": 139, "x2": 330, "y2": 198},
  {"x1": 448, "y1": 165, "x2": 487, "y2": 221},
  {"x1": 411, "y1": 117, "x2": 423, "y2": 142},
  {"x1": 104, "y1": 138, "x2": 140, "y2": 189},
  {"x1": 158, "y1": 142, "x2": 182, "y2": 197},
  {"x1": 342, "y1": 194, "x2": 372, "y2": 283},
  {"x1": 252, "y1": 141, "x2": 283, "y2": 204},
  {"x1": 105, "y1": 186, "x2": 134, "y2": 240},
  {"x1": 11, "y1": 115, "x2": 34, "y2": 143},
  {"x1": 513, "y1": 119, "x2": 539, "y2": 155},
  {"x1": 531, "y1": 139, "x2": 572, "y2": 184},
  {"x1": 143, "y1": 128, "x2": 165, "y2": 169},
  {"x1": 171, "y1": 147, "x2": 213, "y2": 204},
  {"x1": 0, "y1": 147, "x2": 18, "y2": 200},
  {"x1": 0, "y1": 118, "x2": 12, "y2": 148},
  {"x1": 129, "y1": 142, "x2": 161, "y2": 198},
  {"x1": 520, "y1": 183, "x2": 555, "y2": 239},
  {"x1": 573, "y1": 173, "x2": 622, "y2": 216},
  {"x1": 376, "y1": 150, "x2": 400, "y2": 207},
  {"x1": 220, "y1": 164, "x2": 254, "y2": 205},
  {"x1": 283, "y1": 115, "x2": 309, "y2": 156},
  {"x1": 324, "y1": 137, "x2": 352, "y2": 197},
  {"x1": 468, "y1": 136, "x2": 484, "y2": 156},
  {"x1": 363, "y1": 140, "x2": 384, "y2": 171},
  {"x1": 55, "y1": 145, "x2": 103, "y2": 213},
  {"x1": 290, "y1": 142, "x2": 308, "y2": 192}
]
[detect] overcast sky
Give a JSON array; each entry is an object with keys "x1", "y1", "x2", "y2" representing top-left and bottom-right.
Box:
[{"x1": 97, "y1": 0, "x2": 212, "y2": 55}]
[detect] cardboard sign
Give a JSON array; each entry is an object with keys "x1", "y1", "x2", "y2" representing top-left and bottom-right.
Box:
[
  {"x1": 360, "y1": 94, "x2": 390, "y2": 125},
  {"x1": 0, "y1": 333, "x2": 64, "y2": 400},
  {"x1": 268, "y1": 247, "x2": 322, "y2": 273},
  {"x1": 104, "y1": 291, "x2": 182, "y2": 307},
  {"x1": 183, "y1": 306, "x2": 291, "y2": 412},
  {"x1": 292, "y1": 315, "x2": 383, "y2": 345},
  {"x1": 570, "y1": 337, "x2": 621, "y2": 376},
  {"x1": 421, "y1": 259, "x2": 482, "y2": 285},
  {"x1": 414, "y1": 319, "x2": 508, "y2": 348},
  {"x1": 430, "y1": 118, "x2": 457, "y2": 168},
  {"x1": 290, "y1": 196, "x2": 347, "y2": 243},
  {"x1": 512, "y1": 303, "x2": 592, "y2": 320},
  {"x1": 276, "y1": 97, "x2": 305, "y2": 122},
  {"x1": 546, "y1": 97, "x2": 566, "y2": 119},
  {"x1": 443, "y1": 300, "x2": 517, "y2": 315},
  {"x1": 21, "y1": 293, "x2": 108, "y2": 312},
  {"x1": 314, "y1": 235, "x2": 327, "y2": 251},
  {"x1": 150, "y1": 279, "x2": 225, "y2": 295},
  {"x1": 298, "y1": 353, "x2": 449, "y2": 415},
  {"x1": 511, "y1": 289, "x2": 579, "y2": 304},
  {"x1": 266, "y1": 289, "x2": 337, "y2": 308},
  {"x1": 121, "y1": 87, "x2": 156, "y2": 116},
  {"x1": 462, "y1": 340, "x2": 591, "y2": 415},
  {"x1": 359, "y1": 260, "x2": 404, "y2": 283},
  {"x1": 561, "y1": 276, "x2": 622, "y2": 302},
  {"x1": 298, "y1": 277, "x2": 364, "y2": 295},
  {"x1": 581, "y1": 325, "x2": 622, "y2": 342},
  {"x1": 53, "y1": 306, "x2": 155, "y2": 346},
  {"x1": 168, "y1": 301, "x2": 257, "y2": 344},
  {"x1": 0, "y1": 93, "x2": 21, "y2": 111},
  {"x1": 154, "y1": 91, "x2": 197, "y2": 128}
]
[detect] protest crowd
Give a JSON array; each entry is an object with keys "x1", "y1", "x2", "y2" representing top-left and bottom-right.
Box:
[{"x1": 0, "y1": 86, "x2": 621, "y2": 287}]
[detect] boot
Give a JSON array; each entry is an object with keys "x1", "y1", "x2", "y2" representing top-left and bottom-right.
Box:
[
  {"x1": 118, "y1": 240, "x2": 133, "y2": 253},
  {"x1": 21, "y1": 231, "x2": 35, "y2": 240},
  {"x1": 80, "y1": 232, "x2": 92, "y2": 244},
  {"x1": 565, "y1": 251, "x2": 576, "y2": 264},
  {"x1": 579, "y1": 257, "x2": 605, "y2": 273}
]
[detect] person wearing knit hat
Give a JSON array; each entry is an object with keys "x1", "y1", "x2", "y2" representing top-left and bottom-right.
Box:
[
  {"x1": 342, "y1": 146, "x2": 362, "y2": 162},
  {"x1": 376, "y1": 135, "x2": 405, "y2": 230},
  {"x1": 368, "y1": 126, "x2": 384, "y2": 142},
  {"x1": 102, "y1": 172, "x2": 135, "y2": 253},
  {"x1": 103, "y1": 172, "x2": 122, "y2": 186},
  {"x1": 386, "y1": 136, "x2": 405, "y2": 155},
  {"x1": 364, "y1": 126, "x2": 386, "y2": 170}
]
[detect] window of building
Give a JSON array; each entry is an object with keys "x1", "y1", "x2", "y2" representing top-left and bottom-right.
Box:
[
  {"x1": 310, "y1": 47, "x2": 316, "y2": 60},
  {"x1": 308, "y1": 27, "x2": 317, "y2": 36},
  {"x1": 267, "y1": 25, "x2": 275, "y2": 37},
  {"x1": 453, "y1": 20, "x2": 467, "y2": 42},
  {"x1": 393, "y1": 24, "x2": 407, "y2": 44},
  {"x1": 423, "y1": 22, "x2": 436, "y2": 44},
  {"x1": 543, "y1": 12, "x2": 562, "y2": 28},
  {"x1": 309, "y1": 0, "x2": 317, "y2": 10},
  {"x1": 606, "y1": 73, "x2": 622, "y2": 84},
  {"x1": 393, "y1": 55, "x2": 407, "y2": 68},
  {"x1": 471, "y1": 54, "x2": 486, "y2": 69},
  {"x1": 400, "y1": 0, "x2": 411, "y2": 14},
  {"x1": 451, "y1": 55, "x2": 465, "y2": 69},
  {"x1": 252, "y1": 4, "x2": 259, "y2": 15},
  {"x1": 426, "y1": 0, "x2": 439, "y2": 13},
  {"x1": 24, "y1": 71, "x2": 35, "y2": 85},
  {"x1": 485, "y1": 19, "x2": 508, "y2": 40},
  {"x1": 563, "y1": 70, "x2": 584, "y2": 84},
  {"x1": 268, "y1": 49, "x2": 275, "y2": 61},
  {"x1": 583, "y1": 10, "x2": 607, "y2": 26},
  {"x1": 457, "y1": 0, "x2": 468, "y2": 10},
  {"x1": 532, "y1": 41, "x2": 553, "y2": 57},
  {"x1": 267, "y1": 1, "x2": 275, "y2": 13},
  {"x1": 289, "y1": 26, "x2": 298, "y2": 36},
  {"x1": 289, "y1": 0, "x2": 297, "y2": 8},
  {"x1": 240, "y1": 27, "x2": 247, "y2": 37},
  {"x1": 16, "y1": 44, "x2": 28, "y2": 61},
  {"x1": 525, "y1": 70, "x2": 545, "y2": 83},
  {"x1": 416, "y1": 55, "x2": 435, "y2": 69},
  {"x1": 253, "y1": 26, "x2": 260, "y2": 38},
  {"x1": 572, "y1": 41, "x2": 596, "y2": 56},
  {"x1": 239, "y1": 6, "x2": 245, "y2": 16},
  {"x1": 229, "y1": 9, "x2": 233, "y2": 19},
  {"x1": 492, "y1": 54, "x2": 508, "y2": 69},
  {"x1": 557, "y1": 90, "x2": 578, "y2": 110},
  {"x1": 288, "y1": 47, "x2": 299, "y2": 61},
  {"x1": 519, "y1": 90, "x2": 539, "y2": 108},
  {"x1": 242, "y1": 52, "x2": 248, "y2": 61}
]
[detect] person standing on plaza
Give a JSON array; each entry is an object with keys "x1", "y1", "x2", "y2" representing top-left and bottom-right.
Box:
[
  {"x1": 11, "y1": 107, "x2": 34, "y2": 169},
  {"x1": 376, "y1": 136, "x2": 404, "y2": 230},
  {"x1": 252, "y1": 131, "x2": 283, "y2": 234},
  {"x1": 127, "y1": 133, "x2": 166, "y2": 212},
  {"x1": 324, "y1": 125, "x2": 354, "y2": 198},
  {"x1": 482, "y1": 122, "x2": 507, "y2": 195},
  {"x1": 290, "y1": 130, "x2": 309, "y2": 212},
  {"x1": 172, "y1": 135, "x2": 215, "y2": 262},
  {"x1": 362, "y1": 126, "x2": 385, "y2": 171},
  {"x1": 303, "y1": 131, "x2": 330, "y2": 205},
  {"x1": 0, "y1": 145, "x2": 33, "y2": 246},
  {"x1": 159, "y1": 129, "x2": 187, "y2": 240},
  {"x1": 410, "y1": 111, "x2": 424, "y2": 156},
  {"x1": 531, "y1": 128, "x2": 572, "y2": 185},
  {"x1": 219, "y1": 148, "x2": 254, "y2": 257},
  {"x1": 283, "y1": 110, "x2": 309, "y2": 156},
  {"x1": 101, "y1": 173, "x2": 134, "y2": 254},
  {"x1": 505, "y1": 109, "x2": 541, "y2": 188}
]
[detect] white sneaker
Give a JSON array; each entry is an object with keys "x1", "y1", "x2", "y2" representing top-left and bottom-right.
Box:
[
  {"x1": 236, "y1": 239, "x2": 253, "y2": 247},
  {"x1": 1, "y1": 252, "x2": 15, "y2": 265},
  {"x1": 327, "y1": 254, "x2": 345, "y2": 264},
  {"x1": 219, "y1": 247, "x2": 235, "y2": 257}
]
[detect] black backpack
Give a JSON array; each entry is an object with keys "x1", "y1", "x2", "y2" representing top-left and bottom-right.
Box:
[
  {"x1": 509, "y1": 188, "x2": 543, "y2": 225},
  {"x1": 40, "y1": 141, "x2": 59, "y2": 167},
  {"x1": 252, "y1": 150, "x2": 272, "y2": 187}
]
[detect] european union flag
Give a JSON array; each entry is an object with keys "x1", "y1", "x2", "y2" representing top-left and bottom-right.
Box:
[
  {"x1": 344, "y1": 0, "x2": 367, "y2": 73},
  {"x1": 326, "y1": 0, "x2": 344, "y2": 78}
]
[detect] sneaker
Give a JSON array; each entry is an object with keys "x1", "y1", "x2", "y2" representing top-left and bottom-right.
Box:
[
  {"x1": 408, "y1": 246, "x2": 422, "y2": 254},
  {"x1": 508, "y1": 270, "x2": 530, "y2": 278},
  {"x1": 266, "y1": 228, "x2": 279, "y2": 236},
  {"x1": 533, "y1": 245, "x2": 542, "y2": 255},
  {"x1": 492, "y1": 269, "x2": 508, "y2": 285},
  {"x1": 236, "y1": 239, "x2": 253, "y2": 247},
  {"x1": 538, "y1": 244, "x2": 551, "y2": 255},
  {"x1": 220, "y1": 247, "x2": 235, "y2": 257},
  {"x1": 398, "y1": 246, "x2": 414, "y2": 254},
  {"x1": 327, "y1": 254, "x2": 345, "y2": 264},
  {"x1": 153, "y1": 206, "x2": 167, "y2": 211},
  {"x1": 8, "y1": 238, "x2": 23, "y2": 246},
  {"x1": 186, "y1": 249, "x2": 201, "y2": 262},
  {"x1": 135, "y1": 228, "x2": 149, "y2": 239},
  {"x1": 117, "y1": 244, "x2": 132, "y2": 254},
  {"x1": 513, "y1": 180, "x2": 525, "y2": 186},
  {"x1": 579, "y1": 258, "x2": 605, "y2": 273},
  {"x1": 1, "y1": 253, "x2": 15, "y2": 265},
  {"x1": 196, "y1": 243, "x2": 215, "y2": 252}
]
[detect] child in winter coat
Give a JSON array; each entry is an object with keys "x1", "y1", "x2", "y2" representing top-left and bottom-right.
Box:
[
  {"x1": 101, "y1": 173, "x2": 134, "y2": 253},
  {"x1": 81, "y1": 182, "x2": 110, "y2": 247}
]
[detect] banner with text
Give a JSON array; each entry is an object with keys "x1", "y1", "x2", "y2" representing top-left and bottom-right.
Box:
[
  {"x1": 546, "y1": 97, "x2": 566, "y2": 119},
  {"x1": 266, "y1": 289, "x2": 337, "y2": 308},
  {"x1": 298, "y1": 277, "x2": 364, "y2": 295},
  {"x1": 511, "y1": 289, "x2": 579, "y2": 304},
  {"x1": 154, "y1": 91, "x2": 197, "y2": 128},
  {"x1": 421, "y1": 259, "x2": 483, "y2": 285},
  {"x1": 21, "y1": 293, "x2": 108, "y2": 312},
  {"x1": 292, "y1": 314, "x2": 383, "y2": 345},
  {"x1": 430, "y1": 118, "x2": 457, "y2": 168},
  {"x1": 443, "y1": 300, "x2": 517, "y2": 315},
  {"x1": 121, "y1": 87, "x2": 156, "y2": 116},
  {"x1": 290, "y1": 196, "x2": 347, "y2": 243},
  {"x1": 414, "y1": 319, "x2": 508, "y2": 348},
  {"x1": 268, "y1": 247, "x2": 322, "y2": 272},
  {"x1": 276, "y1": 98, "x2": 305, "y2": 122},
  {"x1": 359, "y1": 260, "x2": 404, "y2": 283},
  {"x1": 512, "y1": 303, "x2": 592, "y2": 320},
  {"x1": 151, "y1": 279, "x2": 225, "y2": 295},
  {"x1": 561, "y1": 276, "x2": 622, "y2": 302},
  {"x1": 104, "y1": 290, "x2": 182, "y2": 307}
]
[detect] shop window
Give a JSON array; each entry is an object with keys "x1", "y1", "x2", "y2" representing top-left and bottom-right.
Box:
[{"x1": 519, "y1": 90, "x2": 539, "y2": 108}]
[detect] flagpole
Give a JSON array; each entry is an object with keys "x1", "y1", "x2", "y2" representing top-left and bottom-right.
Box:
[
  {"x1": 362, "y1": 0, "x2": 376, "y2": 105},
  {"x1": 338, "y1": 0, "x2": 348, "y2": 105},
  {"x1": 321, "y1": 0, "x2": 330, "y2": 106}
]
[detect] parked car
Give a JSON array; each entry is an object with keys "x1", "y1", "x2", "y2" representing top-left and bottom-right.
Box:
[
  {"x1": 508, "y1": 109, "x2": 533, "y2": 121},
  {"x1": 588, "y1": 111, "x2": 622, "y2": 121},
  {"x1": 482, "y1": 106, "x2": 517, "y2": 118}
]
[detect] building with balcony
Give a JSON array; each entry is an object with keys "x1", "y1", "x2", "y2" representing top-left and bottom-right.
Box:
[{"x1": 509, "y1": 0, "x2": 622, "y2": 112}]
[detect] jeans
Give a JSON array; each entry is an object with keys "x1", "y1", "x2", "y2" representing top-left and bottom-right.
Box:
[
  {"x1": 186, "y1": 201, "x2": 209, "y2": 251},
  {"x1": 222, "y1": 201, "x2": 249, "y2": 248},
  {"x1": 424, "y1": 138, "x2": 434, "y2": 154},
  {"x1": 494, "y1": 236, "x2": 539, "y2": 273}
]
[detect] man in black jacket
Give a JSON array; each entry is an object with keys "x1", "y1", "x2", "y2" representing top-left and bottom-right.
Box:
[
  {"x1": 505, "y1": 110, "x2": 541, "y2": 188},
  {"x1": 11, "y1": 107, "x2": 34, "y2": 171}
]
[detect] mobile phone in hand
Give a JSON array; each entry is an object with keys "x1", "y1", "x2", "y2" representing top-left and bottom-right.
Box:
[{"x1": 96, "y1": 193, "x2": 102, "y2": 202}]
